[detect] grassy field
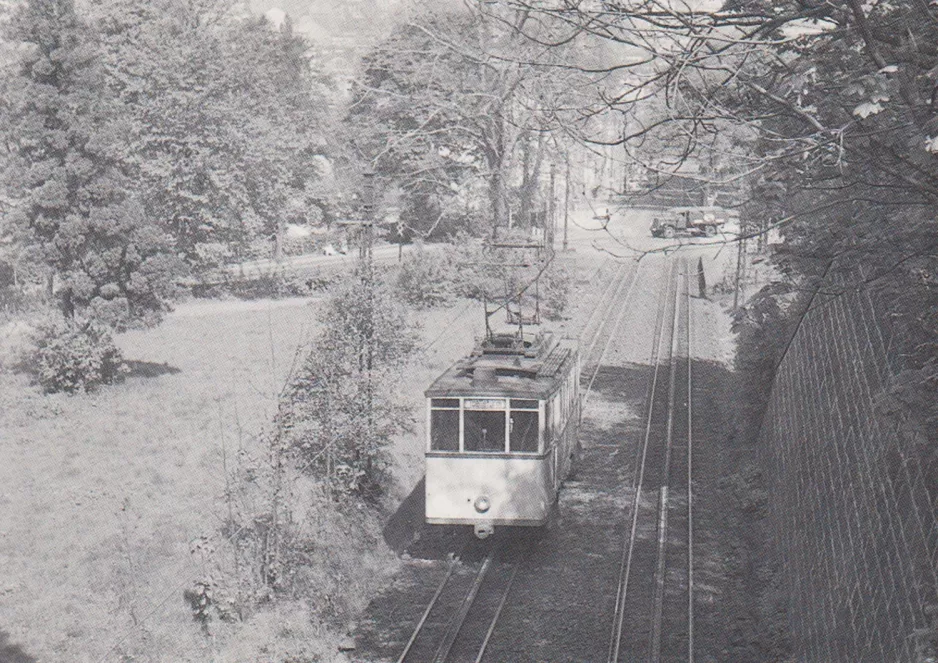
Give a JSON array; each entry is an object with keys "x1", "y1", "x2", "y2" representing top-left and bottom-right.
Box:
[
  {"x1": 0, "y1": 296, "x2": 327, "y2": 661},
  {"x1": 0, "y1": 285, "x2": 494, "y2": 662},
  {"x1": 0, "y1": 221, "x2": 622, "y2": 662}
]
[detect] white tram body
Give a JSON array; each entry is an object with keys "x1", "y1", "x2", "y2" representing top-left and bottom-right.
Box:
[{"x1": 424, "y1": 331, "x2": 580, "y2": 537}]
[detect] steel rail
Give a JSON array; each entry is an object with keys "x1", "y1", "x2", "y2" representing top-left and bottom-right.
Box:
[
  {"x1": 472, "y1": 562, "x2": 520, "y2": 663},
  {"x1": 607, "y1": 259, "x2": 678, "y2": 663},
  {"x1": 650, "y1": 259, "x2": 685, "y2": 662},
  {"x1": 578, "y1": 259, "x2": 624, "y2": 347},
  {"x1": 398, "y1": 263, "x2": 630, "y2": 663},
  {"x1": 580, "y1": 259, "x2": 630, "y2": 363},
  {"x1": 686, "y1": 265, "x2": 696, "y2": 663},
  {"x1": 396, "y1": 563, "x2": 459, "y2": 663},
  {"x1": 396, "y1": 541, "x2": 469, "y2": 663},
  {"x1": 431, "y1": 550, "x2": 496, "y2": 663},
  {"x1": 582, "y1": 259, "x2": 645, "y2": 412}
]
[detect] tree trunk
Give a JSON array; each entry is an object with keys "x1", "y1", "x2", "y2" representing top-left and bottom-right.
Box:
[
  {"x1": 490, "y1": 163, "x2": 507, "y2": 237},
  {"x1": 274, "y1": 221, "x2": 284, "y2": 262},
  {"x1": 487, "y1": 112, "x2": 508, "y2": 236},
  {"x1": 519, "y1": 133, "x2": 546, "y2": 227}
]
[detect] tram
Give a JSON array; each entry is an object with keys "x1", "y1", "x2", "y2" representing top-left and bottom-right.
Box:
[{"x1": 424, "y1": 329, "x2": 581, "y2": 538}]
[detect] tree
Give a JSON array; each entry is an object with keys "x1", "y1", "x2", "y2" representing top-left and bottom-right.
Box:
[
  {"x1": 283, "y1": 269, "x2": 418, "y2": 499},
  {"x1": 348, "y1": 5, "x2": 584, "y2": 239},
  {"x1": 1, "y1": 0, "x2": 180, "y2": 328},
  {"x1": 92, "y1": 0, "x2": 332, "y2": 267}
]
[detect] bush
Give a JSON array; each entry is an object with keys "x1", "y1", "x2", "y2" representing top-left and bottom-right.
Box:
[
  {"x1": 439, "y1": 234, "x2": 571, "y2": 319},
  {"x1": 33, "y1": 320, "x2": 127, "y2": 393},
  {"x1": 0, "y1": 319, "x2": 38, "y2": 371},
  {"x1": 0, "y1": 259, "x2": 38, "y2": 319},
  {"x1": 540, "y1": 262, "x2": 572, "y2": 321},
  {"x1": 193, "y1": 268, "x2": 333, "y2": 300},
  {"x1": 395, "y1": 244, "x2": 458, "y2": 308}
]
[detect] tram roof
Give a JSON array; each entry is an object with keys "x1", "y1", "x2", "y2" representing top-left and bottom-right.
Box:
[{"x1": 424, "y1": 332, "x2": 577, "y2": 400}]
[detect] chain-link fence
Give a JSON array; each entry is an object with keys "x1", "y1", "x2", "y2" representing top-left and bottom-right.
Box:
[{"x1": 759, "y1": 279, "x2": 938, "y2": 662}]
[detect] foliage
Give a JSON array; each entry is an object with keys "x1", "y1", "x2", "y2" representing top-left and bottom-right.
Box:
[
  {"x1": 179, "y1": 271, "x2": 415, "y2": 630},
  {"x1": 1, "y1": 0, "x2": 182, "y2": 330},
  {"x1": 499, "y1": 0, "x2": 938, "y2": 477},
  {"x1": 32, "y1": 319, "x2": 127, "y2": 393},
  {"x1": 91, "y1": 0, "x2": 334, "y2": 268},
  {"x1": 182, "y1": 579, "x2": 218, "y2": 634},
  {"x1": 195, "y1": 269, "x2": 334, "y2": 301},
  {"x1": 440, "y1": 232, "x2": 568, "y2": 322},
  {"x1": 443, "y1": 235, "x2": 492, "y2": 300},
  {"x1": 394, "y1": 244, "x2": 458, "y2": 308},
  {"x1": 539, "y1": 260, "x2": 571, "y2": 321},
  {"x1": 731, "y1": 283, "x2": 800, "y2": 440},
  {"x1": 348, "y1": 6, "x2": 582, "y2": 239},
  {"x1": 283, "y1": 268, "x2": 419, "y2": 500}
]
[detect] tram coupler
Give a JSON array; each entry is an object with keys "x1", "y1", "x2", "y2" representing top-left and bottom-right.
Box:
[{"x1": 473, "y1": 523, "x2": 495, "y2": 539}]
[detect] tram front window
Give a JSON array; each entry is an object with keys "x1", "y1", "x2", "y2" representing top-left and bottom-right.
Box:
[
  {"x1": 430, "y1": 410, "x2": 459, "y2": 451},
  {"x1": 509, "y1": 411, "x2": 539, "y2": 452},
  {"x1": 464, "y1": 410, "x2": 506, "y2": 452}
]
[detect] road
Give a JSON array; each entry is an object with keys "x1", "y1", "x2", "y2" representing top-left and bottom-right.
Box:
[
  {"x1": 215, "y1": 203, "x2": 741, "y2": 284},
  {"x1": 218, "y1": 242, "x2": 420, "y2": 281}
]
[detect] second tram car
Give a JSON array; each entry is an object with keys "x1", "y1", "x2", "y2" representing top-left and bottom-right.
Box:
[{"x1": 424, "y1": 330, "x2": 580, "y2": 538}]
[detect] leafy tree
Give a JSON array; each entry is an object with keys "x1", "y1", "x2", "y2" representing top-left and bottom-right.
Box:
[
  {"x1": 92, "y1": 0, "x2": 332, "y2": 267},
  {"x1": 2, "y1": 0, "x2": 181, "y2": 328},
  {"x1": 349, "y1": 6, "x2": 582, "y2": 239},
  {"x1": 283, "y1": 268, "x2": 418, "y2": 499}
]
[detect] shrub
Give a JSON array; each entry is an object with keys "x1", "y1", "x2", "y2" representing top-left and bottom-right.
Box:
[
  {"x1": 284, "y1": 273, "x2": 418, "y2": 501},
  {"x1": 394, "y1": 244, "x2": 457, "y2": 308},
  {"x1": 0, "y1": 319, "x2": 38, "y2": 371},
  {"x1": 193, "y1": 269, "x2": 333, "y2": 300},
  {"x1": 32, "y1": 320, "x2": 127, "y2": 393},
  {"x1": 540, "y1": 262, "x2": 572, "y2": 321},
  {"x1": 440, "y1": 234, "x2": 570, "y2": 319}
]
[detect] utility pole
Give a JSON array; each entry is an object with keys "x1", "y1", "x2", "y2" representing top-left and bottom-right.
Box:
[
  {"x1": 360, "y1": 171, "x2": 375, "y2": 266},
  {"x1": 563, "y1": 152, "x2": 571, "y2": 251},
  {"x1": 549, "y1": 163, "x2": 556, "y2": 253},
  {"x1": 733, "y1": 234, "x2": 746, "y2": 310},
  {"x1": 360, "y1": 171, "x2": 376, "y2": 478}
]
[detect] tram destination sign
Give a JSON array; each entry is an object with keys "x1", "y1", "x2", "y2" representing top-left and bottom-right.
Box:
[{"x1": 463, "y1": 398, "x2": 506, "y2": 411}]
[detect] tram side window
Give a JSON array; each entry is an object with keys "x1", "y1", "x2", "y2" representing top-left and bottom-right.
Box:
[
  {"x1": 509, "y1": 411, "x2": 539, "y2": 452},
  {"x1": 509, "y1": 399, "x2": 539, "y2": 452},
  {"x1": 464, "y1": 409, "x2": 506, "y2": 452},
  {"x1": 430, "y1": 399, "x2": 459, "y2": 451}
]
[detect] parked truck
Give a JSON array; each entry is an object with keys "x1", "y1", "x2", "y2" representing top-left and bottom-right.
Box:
[{"x1": 650, "y1": 206, "x2": 739, "y2": 238}]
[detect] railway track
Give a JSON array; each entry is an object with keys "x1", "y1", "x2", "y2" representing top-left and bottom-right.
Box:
[
  {"x1": 395, "y1": 541, "x2": 524, "y2": 663},
  {"x1": 579, "y1": 258, "x2": 643, "y2": 408},
  {"x1": 392, "y1": 259, "x2": 644, "y2": 663},
  {"x1": 391, "y1": 256, "x2": 681, "y2": 663},
  {"x1": 608, "y1": 258, "x2": 696, "y2": 663}
]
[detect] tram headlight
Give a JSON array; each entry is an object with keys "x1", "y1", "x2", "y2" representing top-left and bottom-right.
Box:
[{"x1": 473, "y1": 495, "x2": 491, "y2": 514}]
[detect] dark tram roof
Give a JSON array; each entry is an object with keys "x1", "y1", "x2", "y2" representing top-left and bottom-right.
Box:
[{"x1": 425, "y1": 330, "x2": 578, "y2": 400}]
